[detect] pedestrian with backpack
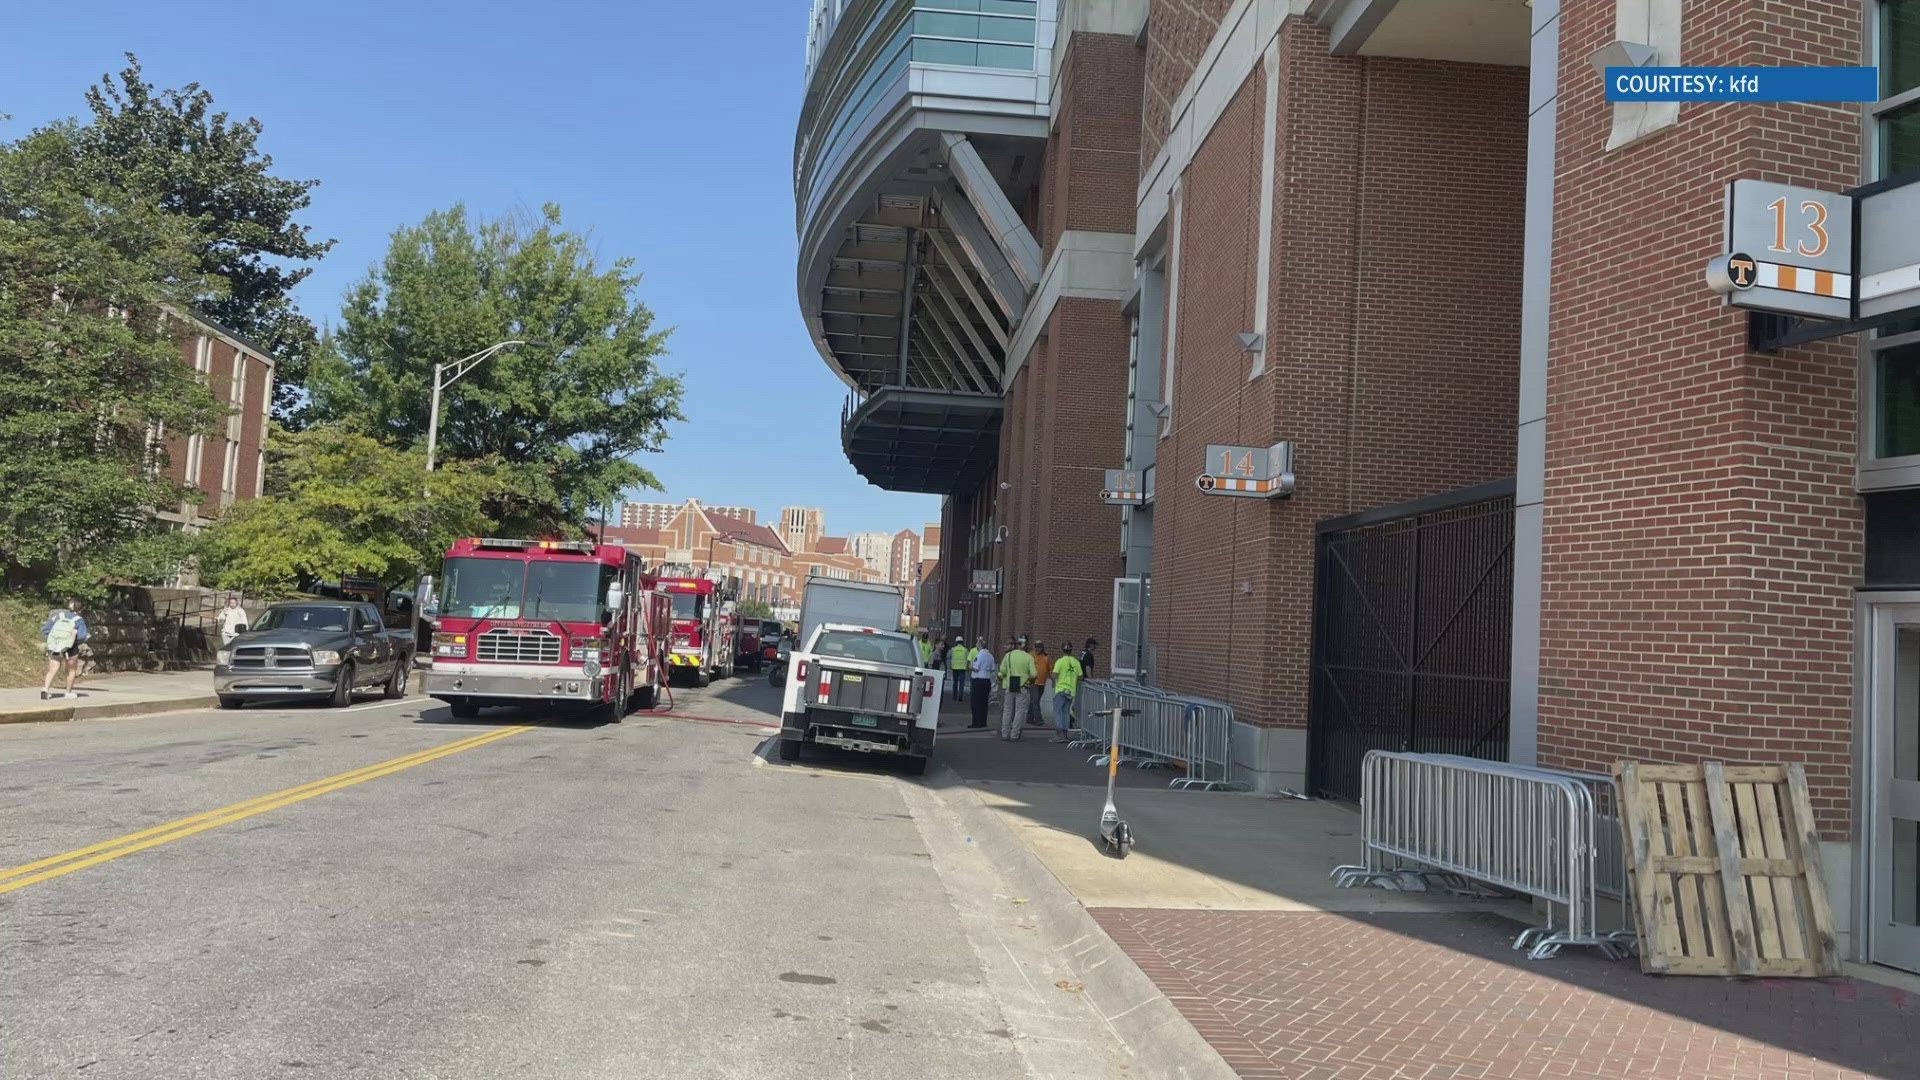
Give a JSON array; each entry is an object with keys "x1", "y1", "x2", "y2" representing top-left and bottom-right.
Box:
[{"x1": 41, "y1": 599, "x2": 90, "y2": 701}]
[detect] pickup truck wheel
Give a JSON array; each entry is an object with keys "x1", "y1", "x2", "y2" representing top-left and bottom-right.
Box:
[
  {"x1": 328, "y1": 664, "x2": 354, "y2": 708},
  {"x1": 898, "y1": 754, "x2": 928, "y2": 777},
  {"x1": 217, "y1": 695, "x2": 243, "y2": 710},
  {"x1": 383, "y1": 657, "x2": 409, "y2": 698},
  {"x1": 778, "y1": 738, "x2": 803, "y2": 762},
  {"x1": 448, "y1": 698, "x2": 479, "y2": 719}
]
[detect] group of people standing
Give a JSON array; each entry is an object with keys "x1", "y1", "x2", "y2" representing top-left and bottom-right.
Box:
[{"x1": 917, "y1": 632, "x2": 1096, "y2": 744}]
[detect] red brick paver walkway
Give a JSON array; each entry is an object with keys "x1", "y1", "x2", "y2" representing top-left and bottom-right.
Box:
[{"x1": 1092, "y1": 909, "x2": 1920, "y2": 1080}]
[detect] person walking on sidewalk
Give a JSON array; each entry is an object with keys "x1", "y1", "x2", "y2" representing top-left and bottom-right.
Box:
[
  {"x1": 1049, "y1": 642, "x2": 1084, "y2": 743},
  {"x1": 1028, "y1": 641, "x2": 1052, "y2": 728},
  {"x1": 998, "y1": 636, "x2": 1035, "y2": 740},
  {"x1": 40, "y1": 599, "x2": 90, "y2": 701},
  {"x1": 1080, "y1": 637, "x2": 1098, "y2": 678},
  {"x1": 968, "y1": 637, "x2": 997, "y2": 728},
  {"x1": 218, "y1": 596, "x2": 249, "y2": 646},
  {"x1": 948, "y1": 637, "x2": 970, "y2": 701}
]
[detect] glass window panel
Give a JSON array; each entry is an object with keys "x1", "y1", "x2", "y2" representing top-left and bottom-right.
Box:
[
  {"x1": 1877, "y1": 341, "x2": 1920, "y2": 459},
  {"x1": 1885, "y1": 99, "x2": 1920, "y2": 178},
  {"x1": 922, "y1": 0, "x2": 981, "y2": 9},
  {"x1": 979, "y1": 0, "x2": 1035, "y2": 13},
  {"x1": 1896, "y1": 818, "x2": 1919, "y2": 926},
  {"x1": 1897, "y1": 628, "x2": 1919, "y2": 783},
  {"x1": 913, "y1": 37, "x2": 979, "y2": 64},
  {"x1": 1888, "y1": 0, "x2": 1920, "y2": 98},
  {"x1": 974, "y1": 42, "x2": 1034, "y2": 69},
  {"x1": 976, "y1": 14, "x2": 1036, "y2": 42},
  {"x1": 915, "y1": 11, "x2": 979, "y2": 37}
]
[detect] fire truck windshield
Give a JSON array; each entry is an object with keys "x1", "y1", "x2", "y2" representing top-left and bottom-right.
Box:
[
  {"x1": 670, "y1": 591, "x2": 703, "y2": 620},
  {"x1": 440, "y1": 557, "x2": 616, "y2": 624}
]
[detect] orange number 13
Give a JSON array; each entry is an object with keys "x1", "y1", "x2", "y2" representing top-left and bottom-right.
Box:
[{"x1": 1767, "y1": 197, "x2": 1829, "y2": 258}]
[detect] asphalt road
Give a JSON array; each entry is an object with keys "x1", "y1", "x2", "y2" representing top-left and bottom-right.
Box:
[{"x1": 0, "y1": 676, "x2": 1129, "y2": 1079}]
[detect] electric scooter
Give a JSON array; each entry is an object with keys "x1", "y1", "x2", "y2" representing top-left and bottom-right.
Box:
[{"x1": 1095, "y1": 707, "x2": 1140, "y2": 857}]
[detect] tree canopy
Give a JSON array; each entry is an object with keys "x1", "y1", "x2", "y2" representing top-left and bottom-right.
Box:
[
  {"x1": 71, "y1": 54, "x2": 332, "y2": 423},
  {"x1": 199, "y1": 425, "x2": 503, "y2": 599},
  {"x1": 313, "y1": 203, "x2": 684, "y2": 536},
  {"x1": 0, "y1": 125, "x2": 225, "y2": 587}
]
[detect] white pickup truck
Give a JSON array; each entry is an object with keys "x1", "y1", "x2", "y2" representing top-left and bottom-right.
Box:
[{"x1": 777, "y1": 622, "x2": 942, "y2": 774}]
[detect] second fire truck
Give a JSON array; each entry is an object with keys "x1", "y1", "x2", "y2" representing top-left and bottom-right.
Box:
[{"x1": 655, "y1": 567, "x2": 737, "y2": 687}]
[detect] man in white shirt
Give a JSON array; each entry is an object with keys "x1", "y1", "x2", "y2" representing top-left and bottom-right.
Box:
[
  {"x1": 967, "y1": 636, "x2": 997, "y2": 730},
  {"x1": 218, "y1": 597, "x2": 250, "y2": 646}
]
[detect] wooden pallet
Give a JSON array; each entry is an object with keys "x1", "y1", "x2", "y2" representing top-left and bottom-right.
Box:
[{"x1": 1613, "y1": 761, "x2": 1838, "y2": 977}]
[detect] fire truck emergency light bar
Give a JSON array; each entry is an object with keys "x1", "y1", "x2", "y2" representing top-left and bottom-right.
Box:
[{"x1": 473, "y1": 537, "x2": 598, "y2": 553}]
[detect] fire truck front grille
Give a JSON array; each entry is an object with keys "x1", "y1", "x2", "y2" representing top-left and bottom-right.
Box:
[{"x1": 476, "y1": 628, "x2": 561, "y2": 664}]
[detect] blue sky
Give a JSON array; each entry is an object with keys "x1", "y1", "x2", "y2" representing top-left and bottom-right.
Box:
[{"x1": 0, "y1": 0, "x2": 939, "y2": 539}]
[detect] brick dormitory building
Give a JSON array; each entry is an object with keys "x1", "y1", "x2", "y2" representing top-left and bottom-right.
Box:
[{"x1": 794, "y1": 0, "x2": 1920, "y2": 972}]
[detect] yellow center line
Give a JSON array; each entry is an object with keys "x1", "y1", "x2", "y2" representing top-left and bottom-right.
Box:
[{"x1": 0, "y1": 724, "x2": 536, "y2": 896}]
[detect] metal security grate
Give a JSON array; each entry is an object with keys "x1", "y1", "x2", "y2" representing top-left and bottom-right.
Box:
[
  {"x1": 1308, "y1": 480, "x2": 1515, "y2": 802},
  {"x1": 230, "y1": 645, "x2": 313, "y2": 670},
  {"x1": 476, "y1": 627, "x2": 561, "y2": 664}
]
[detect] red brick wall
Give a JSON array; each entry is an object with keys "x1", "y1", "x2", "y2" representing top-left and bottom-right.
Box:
[
  {"x1": 991, "y1": 27, "x2": 1143, "y2": 652},
  {"x1": 199, "y1": 340, "x2": 236, "y2": 495},
  {"x1": 1148, "y1": 18, "x2": 1526, "y2": 730},
  {"x1": 1043, "y1": 32, "x2": 1146, "y2": 252},
  {"x1": 1141, "y1": 0, "x2": 1236, "y2": 170},
  {"x1": 1539, "y1": 0, "x2": 1864, "y2": 836}
]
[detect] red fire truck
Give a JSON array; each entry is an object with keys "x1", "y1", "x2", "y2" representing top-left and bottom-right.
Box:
[
  {"x1": 656, "y1": 568, "x2": 737, "y2": 687},
  {"x1": 422, "y1": 537, "x2": 670, "y2": 719}
]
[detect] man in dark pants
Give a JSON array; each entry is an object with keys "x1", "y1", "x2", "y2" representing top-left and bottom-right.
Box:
[{"x1": 967, "y1": 636, "x2": 997, "y2": 729}]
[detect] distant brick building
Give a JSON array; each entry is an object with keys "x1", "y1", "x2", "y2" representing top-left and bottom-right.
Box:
[
  {"x1": 157, "y1": 314, "x2": 276, "y2": 533},
  {"x1": 795, "y1": 0, "x2": 1920, "y2": 974}
]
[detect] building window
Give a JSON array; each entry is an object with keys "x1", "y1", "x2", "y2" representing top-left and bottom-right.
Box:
[
  {"x1": 1868, "y1": 2, "x2": 1920, "y2": 474},
  {"x1": 1880, "y1": 0, "x2": 1920, "y2": 176},
  {"x1": 1879, "y1": 342, "x2": 1920, "y2": 459}
]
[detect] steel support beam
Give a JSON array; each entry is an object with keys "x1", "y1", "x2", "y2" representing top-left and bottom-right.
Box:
[
  {"x1": 937, "y1": 186, "x2": 1029, "y2": 324},
  {"x1": 938, "y1": 133, "x2": 1042, "y2": 290},
  {"x1": 897, "y1": 228, "x2": 918, "y2": 386},
  {"x1": 926, "y1": 230, "x2": 1010, "y2": 348}
]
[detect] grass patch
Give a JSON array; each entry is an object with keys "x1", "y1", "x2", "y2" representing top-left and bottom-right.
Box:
[{"x1": 0, "y1": 594, "x2": 51, "y2": 689}]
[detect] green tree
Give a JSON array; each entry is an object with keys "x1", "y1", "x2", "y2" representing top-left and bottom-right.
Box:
[
  {"x1": 71, "y1": 54, "x2": 332, "y2": 423},
  {"x1": 0, "y1": 125, "x2": 226, "y2": 586},
  {"x1": 313, "y1": 204, "x2": 683, "y2": 535},
  {"x1": 737, "y1": 600, "x2": 773, "y2": 620},
  {"x1": 199, "y1": 425, "x2": 503, "y2": 599}
]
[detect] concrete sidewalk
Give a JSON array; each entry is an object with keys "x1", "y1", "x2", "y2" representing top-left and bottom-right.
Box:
[
  {"x1": 943, "y1": 732, "x2": 1920, "y2": 1079},
  {"x1": 0, "y1": 667, "x2": 219, "y2": 724}
]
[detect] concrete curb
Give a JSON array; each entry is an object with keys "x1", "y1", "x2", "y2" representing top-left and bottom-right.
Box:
[
  {"x1": 0, "y1": 694, "x2": 221, "y2": 725},
  {"x1": 923, "y1": 768, "x2": 1239, "y2": 1080}
]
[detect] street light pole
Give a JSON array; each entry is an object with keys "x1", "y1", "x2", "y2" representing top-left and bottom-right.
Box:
[{"x1": 424, "y1": 340, "x2": 528, "y2": 478}]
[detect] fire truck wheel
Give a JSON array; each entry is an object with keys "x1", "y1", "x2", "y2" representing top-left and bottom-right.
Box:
[
  {"x1": 633, "y1": 684, "x2": 657, "y2": 710},
  {"x1": 778, "y1": 738, "x2": 803, "y2": 762},
  {"x1": 897, "y1": 754, "x2": 928, "y2": 777},
  {"x1": 448, "y1": 698, "x2": 479, "y2": 719},
  {"x1": 695, "y1": 667, "x2": 711, "y2": 689}
]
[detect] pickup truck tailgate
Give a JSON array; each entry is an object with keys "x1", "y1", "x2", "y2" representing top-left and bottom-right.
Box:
[{"x1": 816, "y1": 667, "x2": 912, "y2": 713}]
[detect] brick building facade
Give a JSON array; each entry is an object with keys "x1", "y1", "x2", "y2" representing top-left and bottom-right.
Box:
[
  {"x1": 796, "y1": 0, "x2": 1920, "y2": 973},
  {"x1": 158, "y1": 314, "x2": 276, "y2": 532}
]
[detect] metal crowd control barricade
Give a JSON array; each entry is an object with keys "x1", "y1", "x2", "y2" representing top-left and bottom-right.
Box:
[
  {"x1": 1331, "y1": 751, "x2": 1634, "y2": 960},
  {"x1": 1068, "y1": 680, "x2": 1241, "y2": 791}
]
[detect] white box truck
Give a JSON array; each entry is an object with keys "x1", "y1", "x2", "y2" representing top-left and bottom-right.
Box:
[
  {"x1": 796, "y1": 576, "x2": 903, "y2": 642},
  {"x1": 779, "y1": 576, "x2": 940, "y2": 774}
]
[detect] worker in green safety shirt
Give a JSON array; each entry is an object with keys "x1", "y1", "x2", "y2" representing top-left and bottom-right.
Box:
[
  {"x1": 948, "y1": 637, "x2": 970, "y2": 701},
  {"x1": 997, "y1": 636, "x2": 1036, "y2": 741}
]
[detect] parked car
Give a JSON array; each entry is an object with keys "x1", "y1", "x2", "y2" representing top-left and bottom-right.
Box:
[{"x1": 214, "y1": 601, "x2": 414, "y2": 709}]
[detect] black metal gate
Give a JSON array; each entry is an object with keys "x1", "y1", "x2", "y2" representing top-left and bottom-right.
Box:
[{"x1": 1307, "y1": 479, "x2": 1515, "y2": 801}]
